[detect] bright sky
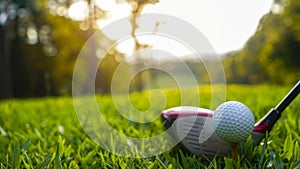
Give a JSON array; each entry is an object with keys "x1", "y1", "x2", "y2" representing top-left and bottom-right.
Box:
[
  {"x1": 145, "y1": 0, "x2": 274, "y2": 54},
  {"x1": 69, "y1": 0, "x2": 273, "y2": 55}
]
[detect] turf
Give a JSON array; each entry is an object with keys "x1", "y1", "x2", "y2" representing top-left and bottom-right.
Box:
[{"x1": 0, "y1": 85, "x2": 299, "y2": 168}]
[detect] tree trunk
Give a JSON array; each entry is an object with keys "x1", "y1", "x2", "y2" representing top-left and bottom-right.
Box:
[{"x1": 0, "y1": 19, "x2": 13, "y2": 99}]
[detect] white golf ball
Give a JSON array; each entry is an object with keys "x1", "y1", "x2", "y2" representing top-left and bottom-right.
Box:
[{"x1": 212, "y1": 101, "x2": 254, "y2": 143}]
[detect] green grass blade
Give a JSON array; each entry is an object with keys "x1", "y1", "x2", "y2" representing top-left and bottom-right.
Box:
[
  {"x1": 224, "y1": 157, "x2": 234, "y2": 169},
  {"x1": 244, "y1": 135, "x2": 255, "y2": 161},
  {"x1": 21, "y1": 138, "x2": 32, "y2": 153},
  {"x1": 274, "y1": 152, "x2": 284, "y2": 169},
  {"x1": 283, "y1": 134, "x2": 293, "y2": 160},
  {"x1": 35, "y1": 155, "x2": 52, "y2": 169},
  {"x1": 258, "y1": 136, "x2": 268, "y2": 169},
  {"x1": 156, "y1": 156, "x2": 168, "y2": 169},
  {"x1": 295, "y1": 141, "x2": 300, "y2": 160},
  {"x1": 11, "y1": 140, "x2": 20, "y2": 169},
  {"x1": 54, "y1": 144, "x2": 63, "y2": 169},
  {"x1": 293, "y1": 161, "x2": 300, "y2": 169}
]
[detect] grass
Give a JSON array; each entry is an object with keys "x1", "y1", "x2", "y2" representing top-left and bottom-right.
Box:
[{"x1": 0, "y1": 85, "x2": 300, "y2": 168}]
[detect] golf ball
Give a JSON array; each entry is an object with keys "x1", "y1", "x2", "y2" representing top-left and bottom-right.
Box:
[{"x1": 212, "y1": 101, "x2": 254, "y2": 143}]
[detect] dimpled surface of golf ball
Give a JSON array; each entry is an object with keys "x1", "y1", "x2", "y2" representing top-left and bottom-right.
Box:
[{"x1": 212, "y1": 101, "x2": 254, "y2": 143}]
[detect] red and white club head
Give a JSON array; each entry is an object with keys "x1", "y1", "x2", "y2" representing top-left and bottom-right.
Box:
[{"x1": 162, "y1": 106, "x2": 231, "y2": 157}]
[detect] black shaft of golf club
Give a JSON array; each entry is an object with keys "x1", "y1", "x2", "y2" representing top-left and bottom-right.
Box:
[
  {"x1": 257, "y1": 80, "x2": 300, "y2": 131},
  {"x1": 275, "y1": 80, "x2": 300, "y2": 113}
]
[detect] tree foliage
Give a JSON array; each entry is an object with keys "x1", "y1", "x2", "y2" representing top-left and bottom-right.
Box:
[
  {"x1": 224, "y1": 0, "x2": 300, "y2": 84},
  {"x1": 5, "y1": 0, "x2": 92, "y2": 97},
  {"x1": 0, "y1": 0, "x2": 126, "y2": 98}
]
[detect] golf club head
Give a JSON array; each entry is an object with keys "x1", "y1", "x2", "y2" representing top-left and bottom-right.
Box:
[
  {"x1": 161, "y1": 106, "x2": 266, "y2": 157},
  {"x1": 162, "y1": 106, "x2": 231, "y2": 157}
]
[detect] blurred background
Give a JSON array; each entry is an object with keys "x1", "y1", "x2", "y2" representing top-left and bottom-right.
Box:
[{"x1": 0, "y1": 0, "x2": 299, "y2": 100}]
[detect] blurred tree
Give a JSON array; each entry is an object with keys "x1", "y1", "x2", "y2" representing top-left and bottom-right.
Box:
[
  {"x1": 0, "y1": 0, "x2": 80, "y2": 98},
  {"x1": 0, "y1": 0, "x2": 16, "y2": 99},
  {"x1": 0, "y1": 0, "x2": 129, "y2": 98},
  {"x1": 121, "y1": 0, "x2": 159, "y2": 91},
  {"x1": 0, "y1": 0, "x2": 165, "y2": 98},
  {"x1": 40, "y1": 0, "x2": 162, "y2": 95},
  {"x1": 224, "y1": 0, "x2": 300, "y2": 85},
  {"x1": 10, "y1": 0, "x2": 57, "y2": 97},
  {"x1": 42, "y1": 11, "x2": 88, "y2": 95}
]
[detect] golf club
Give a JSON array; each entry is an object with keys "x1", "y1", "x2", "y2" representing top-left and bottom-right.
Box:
[{"x1": 161, "y1": 80, "x2": 300, "y2": 157}]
